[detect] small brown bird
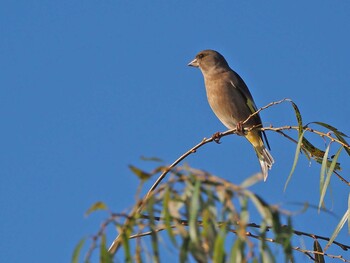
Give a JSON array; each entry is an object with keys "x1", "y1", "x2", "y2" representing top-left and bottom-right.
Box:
[{"x1": 188, "y1": 50, "x2": 274, "y2": 181}]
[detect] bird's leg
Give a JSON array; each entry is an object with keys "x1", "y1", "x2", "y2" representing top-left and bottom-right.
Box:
[
  {"x1": 236, "y1": 121, "x2": 245, "y2": 136},
  {"x1": 212, "y1": 132, "x2": 222, "y2": 144}
]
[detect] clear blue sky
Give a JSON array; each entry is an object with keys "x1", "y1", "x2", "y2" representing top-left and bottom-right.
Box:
[{"x1": 1, "y1": 1, "x2": 349, "y2": 262}]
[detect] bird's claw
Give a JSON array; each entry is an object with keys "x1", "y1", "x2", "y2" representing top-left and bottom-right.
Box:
[
  {"x1": 236, "y1": 121, "x2": 245, "y2": 136},
  {"x1": 212, "y1": 132, "x2": 222, "y2": 144}
]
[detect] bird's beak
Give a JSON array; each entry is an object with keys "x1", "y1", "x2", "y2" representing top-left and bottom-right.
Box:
[{"x1": 188, "y1": 58, "x2": 199, "y2": 67}]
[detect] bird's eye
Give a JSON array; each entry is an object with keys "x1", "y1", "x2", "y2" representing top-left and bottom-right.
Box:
[{"x1": 197, "y1": 53, "x2": 204, "y2": 59}]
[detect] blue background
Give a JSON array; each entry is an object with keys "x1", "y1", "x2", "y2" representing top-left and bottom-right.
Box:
[{"x1": 1, "y1": 1, "x2": 349, "y2": 262}]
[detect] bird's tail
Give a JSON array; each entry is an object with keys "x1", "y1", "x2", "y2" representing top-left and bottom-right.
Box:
[
  {"x1": 255, "y1": 145, "x2": 274, "y2": 181},
  {"x1": 246, "y1": 131, "x2": 274, "y2": 181}
]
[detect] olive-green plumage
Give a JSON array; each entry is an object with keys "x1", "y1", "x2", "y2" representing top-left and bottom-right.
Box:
[{"x1": 188, "y1": 49, "x2": 274, "y2": 181}]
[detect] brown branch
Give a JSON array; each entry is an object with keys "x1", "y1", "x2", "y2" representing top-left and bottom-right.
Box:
[
  {"x1": 294, "y1": 247, "x2": 350, "y2": 263},
  {"x1": 145, "y1": 99, "x2": 296, "y2": 201},
  {"x1": 261, "y1": 126, "x2": 350, "y2": 151},
  {"x1": 140, "y1": 214, "x2": 350, "y2": 251},
  {"x1": 118, "y1": 214, "x2": 350, "y2": 262},
  {"x1": 241, "y1": 98, "x2": 292, "y2": 126},
  {"x1": 263, "y1": 239, "x2": 350, "y2": 263},
  {"x1": 85, "y1": 215, "x2": 118, "y2": 261},
  {"x1": 108, "y1": 98, "x2": 350, "y2": 254},
  {"x1": 333, "y1": 170, "x2": 350, "y2": 186},
  {"x1": 146, "y1": 100, "x2": 350, "y2": 204}
]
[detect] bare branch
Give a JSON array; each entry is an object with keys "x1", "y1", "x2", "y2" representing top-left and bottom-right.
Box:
[
  {"x1": 107, "y1": 98, "x2": 350, "y2": 255},
  {"x1": 109, "y1": 213, "x2": 350, "y2": 262}
]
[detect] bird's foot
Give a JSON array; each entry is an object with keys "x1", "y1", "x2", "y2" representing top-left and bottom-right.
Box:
[
  {"x1": 212, "y1": 132, "x2": 222, "y2": 144},
  {"x1": 236, "y1": 121, "x2": 245, "y2": 136}
]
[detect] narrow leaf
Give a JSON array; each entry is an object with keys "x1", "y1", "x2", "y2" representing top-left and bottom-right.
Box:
[
  {"x1": 334, "y1": 133, "x2": 350, "y2": 156},
  {"x1": 140, "y1": 156, "x2": 163, "y2": 162},
  {"x1": 147, "y1": 196, "x2": 160, "y2": 263},
  {"x1": 85, "y1": 201, "x2": 108, "y2": 217},
  {"x1": 100, "y1": 234, "x2": 113, "y2": 263},
  {"x1": 290, "y1": 107, "x2": 342, "y2": 169},
  {"x1": 301, "y1": 138, "x2": 322, "y2": 158},
  {"x1": 319, "y1": 144, "x2": 331, "y2": 209},
  {"x1": 71, "y1": 237, "x2": 86, "y2": 263},
  {"x1": 213, "y1": 227, "x2": 226, "y2": 263},
  {"x1": 179, "y1": 237, "x2": 190, "y2": 263},
  {"x1": 313, "y1": 240, "x2": 325, "y2": 263},
  {"x1": 230, "y1": 238, "x2": 245, "y2": 263},
  {"x1": 239, "y1": 197, "x2": 249, "y2": 225},
  {"x1": 327, "y1": 146, "x2": 343, "y2": 178},
  {"x1": 311, "y1": 121, "x2": 349, "y2": 137},
  {"x1": 240, "y1": 173, "x2": 262, "y2": 188},
  {"x1": 260, "y1": 244, "x2": 275, "y2": 263},
  {"x1": 325, "y1": 208, "x2": 350, "y2": 250},
  {"x1": 189, "y1": 180, "x2": 201, "y2": 244},
  {"x1": 290, "y1": 101, "x2": 303, "y2": 135},
  {"x1": 318, "y1": 147, "x2": 343, "y2": 211},
  {"x1": 309, "y1": 121, "x2": 350, "y2": 156},
  {"x1": 120, "y1": 225, "x2": 132, "y2": 262},
  {"x1": 284, "y1": 130, "x2": 305, "y2": 192},
  {"x1": 245, "y1": 191, "x2": 272, "y2": 225},
  {"x1": 163, "y1": 187, "x2": 177, "y2": 246},
  {"x1": 129, "y1": 165, "x2": 153, "y2": 180}
]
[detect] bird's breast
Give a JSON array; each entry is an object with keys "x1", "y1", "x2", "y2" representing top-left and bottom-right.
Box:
[{"x1": 204, "y1": 78, "x2": 241, "y2": 129}]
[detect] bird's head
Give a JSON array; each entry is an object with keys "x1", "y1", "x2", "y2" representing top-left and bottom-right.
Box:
[{"x1": 188, "y1": 50, "x2": 230, "y2": 74}]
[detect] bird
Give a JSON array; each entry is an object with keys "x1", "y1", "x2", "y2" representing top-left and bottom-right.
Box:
[{"x1": 188, "y1": 49, "x2": 274, "y2": 181}]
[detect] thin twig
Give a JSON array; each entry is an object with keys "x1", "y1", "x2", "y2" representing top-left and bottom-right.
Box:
[
  {"x1": 108, "y1": 98, "x2": 350, "y2": 254},
  {"x1": 146, "y1": 99, "x2": 293, "y2": 201},
  {"x1": 139, "y1": 214, "x2": 350, "y2": 251},
  {"x1": 118, "y1": 214, "x2": 350, "y2": 262}
]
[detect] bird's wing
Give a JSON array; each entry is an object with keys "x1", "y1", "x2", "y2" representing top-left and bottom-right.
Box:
[
  {"x1": 228, "y1": 71, "x2": 258, "y2": 114},
  {"x1": 228, "y1": 71, "x2": 271, "y2": 150}
]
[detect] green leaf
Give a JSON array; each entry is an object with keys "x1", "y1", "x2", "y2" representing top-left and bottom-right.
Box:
[
  {"x1": 289, "y1": 105, "x2": 344, "y2": 168},
  {"x1": 240, "y1": 172, "x2": 262, "y2": 188},
  {"x1": 201, "y1": 208, "x2": 217, "y2": 251},
  {"x1": 163, "y1": 187, "x2": 177, "y2": 246},
  {"x1": 290, "y1": 101, "x2": 303, "y2": 136},
  {"x1": 189, "y1": 180, "x2": 201, "y2": 244},
  {"x1": 239, "y1": 197, "x2": 249, "y2": 225},
  {"x1": 319, "y1": 144, "x2": 331, "y2": 208},
  {"x1": 310, "y1": 121, "x2": 349, "y2": 137},
  {"x1": 212, "y1": 227, "x2": 226, "y2": 263},
  {"x1": 300, "y1": 138, "x2": 342, "y2": 171},
  {"x1": 318, "y1": 147, "x2": 343, "y2": 211},
  {"x1": 179, "y1": 236, "x2": 190, "y2": 263},
  {"x1": 230, "y1": 238, "x2": 245, "y2": 263},
  {"x1": 313, "y1": 240, "x2": 325, "y2": 263},
  {"x1": 120, "y1": 225, "x2": 132, "y2": 262},
  {"x1": 100, "y1": 234, "x2": 113, "y2": 263},
  {"x1": 304, "y1": 121, "x2": 347, "y2": 164},
  {"x1": 85, "y1": 201, "x2": 108, "y2": 217},
  {"x1": 129, "y1": 165, "x2": 153, "y2": 180},
  {"x1": 71, "y1": 237, "x2": 86, "y2": 263},
  {"x1": 260, "y1": 244, "x2": 275, "y2": 263},
  {"x1": 301, "y1": 138, "x2": 324, "y2": 158},
  {"x1": 140, "y1": 156, "x2": 163, "y2": 162},
  {"x1": 135, "y1": 239, "x2": 142, "y2": 263},
  {"x1": 334, "y1": 133, "x2": 350, "y2": 156},
  {"x1": 325, "y1": 207, "x2": 350, "y2": 250},
  {"x1": 147, "y1": 196, "x2": 160, "y2": 263},
  {"x1": 284, "y1": 130, "x2": 305, "y2": 192},
  {"x1": 284, "y1": 217, "x2": 294, "y2": 262},
  {"x1": 245, "y1": 191, "x2": 272, "y2": 225},
  {"x1": 271, "y1": 213, "x2": 293, "y2": 262},
  {"x1": 328, "y1": 153, "x2": 341, "y2": 185}
]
